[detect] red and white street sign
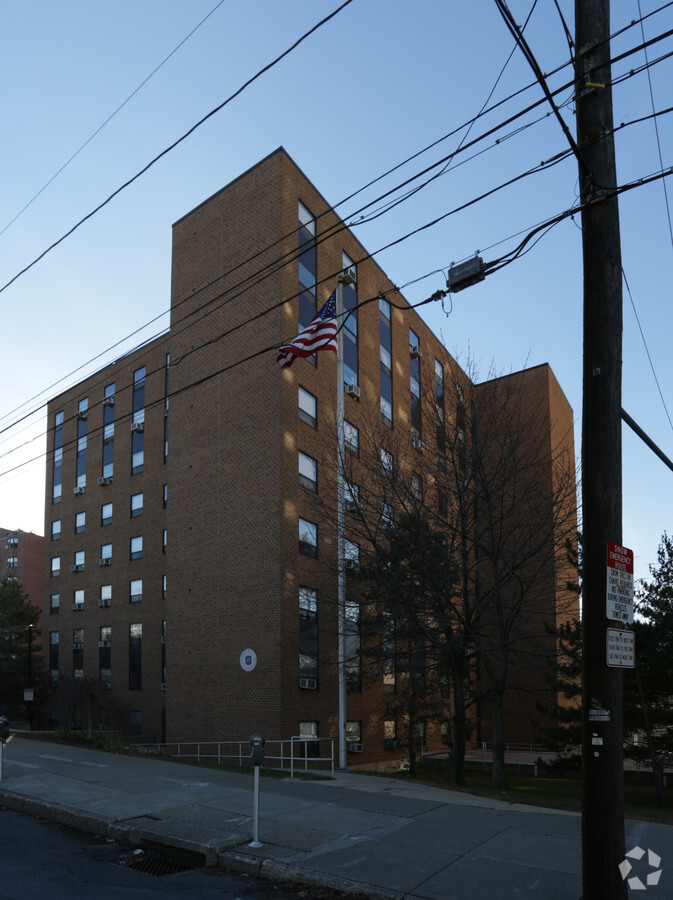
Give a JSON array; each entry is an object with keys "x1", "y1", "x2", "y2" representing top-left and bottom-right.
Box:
[
  {"x1": 606, "y1": 542, "x2": 634, "y2": 623},
  {"x1": 606, "y1": 627, "x2": 635, "y2": 668}
]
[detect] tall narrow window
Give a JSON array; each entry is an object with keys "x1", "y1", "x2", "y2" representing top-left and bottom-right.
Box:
[
  {"x1": 298, "y1": 201, "x2": 317, "y2": 365},
  {"x1": 342, "y1": 252, "x2": 358, "y2": 387},
  {"x1": 345, "y1": 601, "x2": 361, "y2": 692},
  {"x1": 298, "y1": 387, "x2": 317, "y2": 428},
  {"x1": 132, "y1": 366, "x2": 145, "y2": 474},
  {"x1": 76, "y1": 398, "x2": 88, "y2": 489},
  {"x1": 49, "y1": 632, "x2": 59, "y2": 681},
  {"x1": 409, "y1": 329, "x2": 422, "y2": 443},
  {"x1": 435, "y1": 359, "x2": 446, "y2": 471},
  {"x1": 299, "y1": 518, "x2": 318, "y2": 557},
  {"x1": 72, "y1": 627, "x2": 84, "y2": 678},
  {"x1": 52, "y1": 411, "x2": 64, "y2": 502},
  {"x1": 99, "y1": 626, "x2": 111, "y2": 688},
  {"x1": 383, "y1": 611, "x2": 396, "y2": 693},
  {"x1": 161, "y1": 620, "x2": 167, "y2": 688},
  {"x1": 102, "y1": 382, "x2": 115, "y2": 479},
  {"x1": 299, "y1": 587, "x2": 318, "y2": 687},
  {"x1": 379, "y1": 298, "x2": 392, "y2": 426},
  {"x1": 298, "y1": 451, "x2": 317, "y2": 492},
  {"x1": 164, "y1": 353, "x2": 169, "y2": 463},
  {"x1": 129, "y1": 624, "x2": 142, "y2": 690}
]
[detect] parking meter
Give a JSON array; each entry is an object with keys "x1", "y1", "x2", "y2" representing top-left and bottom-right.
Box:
[{"x1": 250, "y1": 733, "x2": 265, "y2": 767}]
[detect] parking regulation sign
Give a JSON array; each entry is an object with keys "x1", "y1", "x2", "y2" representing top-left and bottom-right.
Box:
[
  {"x1": 607, "y1": 627, "x2": 635, "y2": 668},
  {"x1": 606, "y1": 542, "x2": 634, "y2": 624}
]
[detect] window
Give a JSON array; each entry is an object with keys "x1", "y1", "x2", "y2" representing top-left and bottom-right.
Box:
[
  {"x1": 72, "y1": 627, "x2": 84, "y2": 678},
  {"x1": 51, "y1": 519, "x2": 61, "y2": 541},
  {"x1": 299, "y1": 518, "x2": 317, "y2": 557},
  {"x1": 383, "y1": 610, "x2": 396, "y2": 693},
  {"x1": 298, "y1": 387, "x2": 317, "y2": 428},
  {"x1": 438, "y1": 490, "x2": 448, "y2": 518},
  {"x1": 411, "y1": 472, "x2": 423, "y2": 502},
  {"x1": 345, "y1": 481, "x2": 359, "y2": 512},
  {"x1": 409, "y1": 329, "x2": 422, "y2": 442},
  {"x1": 298, "y1": 201, "x2": 317, "y2": 365},
  {"x1": 162, "y1": 574, "x2": 167, "y2": 600},
  {"x1": 100, "y1": 584, "x2": 112, "y2": 607},
  {"x1": 99, "y1": 627, "x2": 111, "y2": 686},
  {"x1": 163, "y1": 484, "x2": 168, "y2": 508},
  {"x1": 163, "y1": 530, "x2": 167, "y2": 554},
  {"x1": 52, "y1": 411, "x2": 64, "y2": 502},
  {"x1": 101, "y1": 503, "x2": 112, "y2": 527},
  {"x1": 50, "y1": 593, "x2": 60, "y2": 615},
  {"x1": 76, "y1": 397, "x2": 88, "y2": 489},
  {"x1": 384, "y1": 720, "x2": 397, "y2": 749},
  {"x1": 342, "y1": 252, "x2": 358, "y2": 387},
  {"x1": 299, "y1": 587, "x2": 318, "y2": 685},
  {"x1": 102, "y1": 382, "x2": 115, "y2": 479},
  {"x1": 379, "y1": 298, "x2": 392, "y2": 426},
  {"x1": 49, "y1": 631, "x2": 59, "y2": 681},
  {"x1": 381, "y1": 448, "x2": 393, "y2": 479},
  {"x1": 51, "y1": 556, "x2": 60, "y2": 577},
  {"x1": 435, "y1": 359, "x2": 446, "y2": 470},
  {"x1": 6, "y1": 557, "x2": 17, "y2": 568},
  {"x1": 131, "y1": 492, "x2": 143, "y2": 517},
  {"x1": 130, "y1": 536, "x2": 143, "y2": 560},
  {"x1": 298, "y1": 451, "x2": 317, "y2": 492},
  {"x1": 345, "y1": 602, "x2": 361, "y2": 692},
  {"x1": 299, "y1": 720, "x2": 320, "y2": 757},
  {"x1": 130, "y1": 710, "x2": 143, "y2": 735},
  {"x1": 74, "y1": 550, "x2": 85, "y2": 568},
  {"x1": 344, "y1": 420, "x2": 359, "y2": 455},
  {"x1": 132, "y1": 366, "x2": 145, "y2": 474},
  {"x1": 73, "y1": 589, "x2": 84, "y2": 610},
  {"x1": 130, "y1": 579, "x2": 143, "y2": 603},
  {"x1": 129, "y1": 624, "x2": 142, "y2": 690},
  {"x1": 382, "y1": 502, "x2": 394, "y2": 530},
  {"x1": 164, "y1": 354, "x2": 169, "y2": 463},
  {"x1": 345, "y1": 539, "x2": 360, "y2": 572},
  {"x1": 100, "y1": 543, "x2": 112, "y2": 563},
  {"x1": 346, "y1": 720, "x2": 362, "y2": 746},
  {"x1": 75, "y1": 511, "x2": 86, "y2": 533}
]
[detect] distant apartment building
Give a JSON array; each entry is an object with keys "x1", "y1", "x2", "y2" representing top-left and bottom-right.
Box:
[
  {"x1": 42, "y1": 149, "x2": 577, "y2": 761},
  {"x1": 0, "y1": 527, "x2": 43, "y2": 611}
]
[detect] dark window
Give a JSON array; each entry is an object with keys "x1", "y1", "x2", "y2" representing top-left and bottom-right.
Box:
[
  {"x1": 129, "y1": 624, "x2": 142, "y2": 690},
  {"x1": 299, "y1": 587, "x2": 318, "y2": 684}
]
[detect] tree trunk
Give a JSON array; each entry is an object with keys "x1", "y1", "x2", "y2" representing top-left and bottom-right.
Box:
[
  {"x1": 450, "y1": 671, "x2": 467, "y2": 785},
  {"x1": 491, "y1": 690, "x2": 508, "y2": 789}
]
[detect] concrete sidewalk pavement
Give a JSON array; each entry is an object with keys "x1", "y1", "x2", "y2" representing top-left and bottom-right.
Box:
[{"x1": 0, "y1": 737, "x2": 671, "y2": 899}]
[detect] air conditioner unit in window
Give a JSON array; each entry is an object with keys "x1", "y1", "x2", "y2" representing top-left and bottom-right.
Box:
[
  {"x1": 97, "y1": 476, "x2": 113, "y2": 486},
  {"x1": 345, "y1": 559, "x2": 360, "y2": 572},
  {"x1": 70, "y1": 642, "x2": 83, "y2": 650},
  {"x1": 347, "y1": 742, "x2": 363, "y2": 753},
  {"x1": 410, "y1": 344, "x2": 422, "y2": 359},
  {"x1": 72, "y1": 603, "x2": 84, "y2": 611},
  {"x1": 412, "y1": 439, "x2": 426, "y2": 451},
  {"x1": 299, "y1": 677, "x2": 317, "y2": 690},
  {"x1": 98, "y1": 598, "x2": 111, "y2": 607},
  {"x1": 76, "y1": 409, "x2": 88, "y2": 420},
  {"x1": 340, "y1": 266, "x2": 356, "y2": 285},
  {"x1": 345, "y1": 383, "x2": 360, "y2": 399},
  {"x1": 102, "y1": 396, "x2": 114, "y2": 407},
  {"x1": 74, "y1": 486, "x2": 86, "y2": 495},
  {"x1": 161, "y1": 682, "x2": 167, "y2": 691},
  {"x1": 345, "y1": 499, "x2": 360, "y2": 513},
  {"x1": 131, "y1": 421, "x2": 144, "y2": 432},
  {"x1": 99, "y1": 558, "x2": 111, "y2": 566},
  {"x1": 69, "y1": 564, "x2": 84, "y2": 572},
  {"x1": 98, "y1": 640, "x2": 111, "y2": 648}
]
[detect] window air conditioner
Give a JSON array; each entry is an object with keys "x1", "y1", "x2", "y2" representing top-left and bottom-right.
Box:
[
  {"x1": 70, "y1": 642, "x2": 83, "y2": 650},
  {"x1": 98, "y1": 598, "x2": 111, "y2": 607},
  {"x1": 102, "y1": 396, "x2": 114, "y2": 407},
  {"x1": 345, "y1": 383, "x2": 360, "y2": 399},
  {"x1": 131, "y1": 421, "x2": 144, "y2": 433},
  {"x1": 340, "y1": 266, "x2": 356, "y2": 285},
  {"x1": 99, "y1": 557, "x2": 111, "y2": 566},
  {"x1": 74, "y1": 486, "x2": 86, "y2": 495},
  {"x1": 161, "y1": 682, "x2": 167, "y2": 691},
  {"x1": 412, "y1": 439, "x2": 426, "y2": 451},
  {"x1": 72, "y1": 603, "x2": 84, "y2": 611},
  {"x1": 345, "y1": 499, "x2": 359, "y2": 513},
  {"x1": 98, "y1": 641, "x2": 111, "y2": 648},
  {"x1": 347, "y1": 742, "x2": 363, "y2": 753},
  {"x1": 69, "y1": 564, "x2": 84, "y2": 572},
  {"x1": 97, "y1": 476, "x2": 113, "y2": 486},
  {"x1": 345, "y1": 559, "x2": 360, "y2": 572},
  {"x1": 299, "y1": 677, "x2": 317, "y2": 690},
  {"x1": 410, "y1": 344, "x2": 422, "y2": 359},
  {"x1": 76, "y1": 409, "x2": 88, "y2": 420}
]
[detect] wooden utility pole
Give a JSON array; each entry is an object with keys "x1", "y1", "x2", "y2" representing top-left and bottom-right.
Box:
[{"x1": 575, "y1": 1, "x2": 626, "y2": 897}]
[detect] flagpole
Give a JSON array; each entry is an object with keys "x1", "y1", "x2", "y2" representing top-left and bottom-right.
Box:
[{"x1": 336, "y1": 272, "x2": 347, "y2": 770}]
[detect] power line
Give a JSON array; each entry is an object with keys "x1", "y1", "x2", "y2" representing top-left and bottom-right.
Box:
[
  {"x1": 0, "y1": 0, "x2": 229, "y2": 240},
  {"x1": 0, "y1": 0, "x2": 355, "y2": 297}
]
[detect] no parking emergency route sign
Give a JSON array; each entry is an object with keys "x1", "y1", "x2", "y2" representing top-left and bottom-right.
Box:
[{"x1": 606, "y1": 542, "x2": 635, "y2": 669}]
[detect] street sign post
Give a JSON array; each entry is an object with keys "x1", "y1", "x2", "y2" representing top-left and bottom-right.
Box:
[{"x1": 606, "y1": 542, "x2": 634, "y2": 624}]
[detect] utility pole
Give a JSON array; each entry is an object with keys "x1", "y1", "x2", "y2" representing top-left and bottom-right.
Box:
[{"x1": 575, "y1": 1, "x2": 626, "y2": 897}]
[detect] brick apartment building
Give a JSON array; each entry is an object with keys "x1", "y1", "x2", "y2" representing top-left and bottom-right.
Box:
[
  {"x1": 42, "y1": 148, "x2": 577, "y2": 762},
  {"x1": 1, "y1": 527, "x2": 43, "y2": 611}
]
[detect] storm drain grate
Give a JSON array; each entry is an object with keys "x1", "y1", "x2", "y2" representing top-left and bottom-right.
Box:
[{"x1": 124, "y1": 850, "x2": 196, "y2": 877}]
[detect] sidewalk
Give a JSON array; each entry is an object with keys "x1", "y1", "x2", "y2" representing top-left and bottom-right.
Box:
[{"x1": 0, "y1": 737, "x2": 671, "y2": 899}]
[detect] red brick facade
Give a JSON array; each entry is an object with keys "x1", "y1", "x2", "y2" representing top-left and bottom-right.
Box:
[{"x1": 41, "y1": 149, "x2": 577, "y2": 761}]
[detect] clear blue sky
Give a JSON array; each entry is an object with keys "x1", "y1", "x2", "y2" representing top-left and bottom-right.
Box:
[{"x1": 1, "y1": 0, "x2": 671, "y2": 582}]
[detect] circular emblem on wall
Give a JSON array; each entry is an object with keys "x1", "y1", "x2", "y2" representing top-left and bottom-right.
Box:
[{"x1": 240, "y1": 648, "x2": 257, "y2": 672}]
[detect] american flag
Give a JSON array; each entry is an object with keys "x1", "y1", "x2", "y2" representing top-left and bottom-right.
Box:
[{"x1": 276, "y1": 290, "x2": 338, "y2": 368}]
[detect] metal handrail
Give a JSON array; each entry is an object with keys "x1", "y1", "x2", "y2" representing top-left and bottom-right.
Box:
[{"x1": 146, "y1": 737, "x2": 335, "y2": 776}]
